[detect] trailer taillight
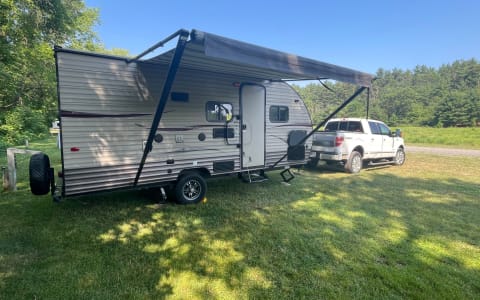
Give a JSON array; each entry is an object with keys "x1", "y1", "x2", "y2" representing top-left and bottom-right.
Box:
[
  {"x1": 335, "y1": 136, "x2": 344, "y2": 147},
  {"x1": 70, "y1": 147, "x2": 80, "y2": 152}
]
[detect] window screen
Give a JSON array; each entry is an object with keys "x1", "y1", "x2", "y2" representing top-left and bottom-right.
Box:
[
  {"x1": 206, "y1": 102, "x2": 233, "y2": 122},
  {"x1": 269, "y1": 106, "x2": 289, "y2": 122}
]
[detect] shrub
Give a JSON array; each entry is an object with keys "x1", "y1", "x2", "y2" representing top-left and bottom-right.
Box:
[{"x1": 0, "y1": 106, "x2": 48, "y2": 145}]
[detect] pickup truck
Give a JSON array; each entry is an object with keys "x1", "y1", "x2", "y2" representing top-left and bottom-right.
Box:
[{"x1": 309, "y1": 118, "x2": 405, "y2": 173}]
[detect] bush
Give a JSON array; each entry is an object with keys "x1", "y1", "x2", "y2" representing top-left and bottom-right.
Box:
[{"x1": 0, "y1": 106, "x2": 48, "y2": 145}]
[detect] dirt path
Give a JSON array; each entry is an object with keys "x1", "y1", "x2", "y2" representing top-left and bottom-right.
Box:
[{"x1": 407, "y1": 146, "x2": 480, "y2": 157}]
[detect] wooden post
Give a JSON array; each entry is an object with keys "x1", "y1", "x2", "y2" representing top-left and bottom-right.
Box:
[{"x1": 6, "y1": 148, "x2": 41, "y2": 191}]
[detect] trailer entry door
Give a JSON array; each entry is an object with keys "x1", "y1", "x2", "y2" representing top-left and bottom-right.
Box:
[{"x1": 240, "y1": 84, "x2": 265, "y2": 168}]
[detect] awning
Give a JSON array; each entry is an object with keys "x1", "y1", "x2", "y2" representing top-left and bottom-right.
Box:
[{"x1": 144, "y1": 30, "x2": 374, "y2": 87}]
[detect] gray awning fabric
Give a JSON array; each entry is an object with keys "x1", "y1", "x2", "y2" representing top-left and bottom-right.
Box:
[{"x1": 145, "y1": 30, "x2": 374, "y2": 87}]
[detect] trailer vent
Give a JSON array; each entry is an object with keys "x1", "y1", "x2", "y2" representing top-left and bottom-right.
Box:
[
  {"x1": 171, "y1": 92, "x2": 189, "y2": 102},
  {"x1": 213, "y1": 128, "x2": 234, "y2": 139},
  {"x1": 213, "y1": 161, "x2": 234, "y2": 172}
]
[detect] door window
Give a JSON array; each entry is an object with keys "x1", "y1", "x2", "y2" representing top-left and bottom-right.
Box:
[{"x1": 206, "y1": 102, "x2": 233, "y2": 122}]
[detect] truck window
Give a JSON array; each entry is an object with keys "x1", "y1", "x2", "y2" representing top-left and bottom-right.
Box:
[
  {"x1": 325, "y1": 122, "x2": 339, "y2": 132},
  {"x1": 347, "y1": 121, "x2": 363, "y2": 132},
  {"x1": 378, "y1": 123, "x2": 391, "y2": 135},
  {"x1": 368, "y1": 121, "x2": 381, "y2": 135},
  {"x1": 338, "y1": 121, "x2": 348, "y2": 131}
]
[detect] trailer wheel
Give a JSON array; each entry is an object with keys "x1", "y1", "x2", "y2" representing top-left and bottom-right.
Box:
[
  {"x1": 345, "y1": 151, "x2": 362, "y2": 174},
  {"x1": 175, "y1": 173, "x2": 207, "y2": 204},
  {"x1": 394, "y1": 148, "x2": 406, "y2": 166},
  {"x1": 29, "y1": 153, "x2": 51, "y2": 195}
]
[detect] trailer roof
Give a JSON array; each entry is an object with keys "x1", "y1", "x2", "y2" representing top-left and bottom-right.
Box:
[{"x1": 144, "y1": 30, "x2": 374, "y2": 87}]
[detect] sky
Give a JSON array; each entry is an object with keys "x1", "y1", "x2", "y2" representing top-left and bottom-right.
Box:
[{"x1": 84, "y1": 0, "x2": 479, "y2": 74}]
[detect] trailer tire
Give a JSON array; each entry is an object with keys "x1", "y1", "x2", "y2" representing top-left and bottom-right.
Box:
[
  {"x1": 29, "y1": 153, "x2": 51, "y2": 195},
  {"x1": 345, "y1": 151, "x2": 362, "y2": 174},
  {"x1": 175, "y1": 173, "x2": 207, "y2": 204}
]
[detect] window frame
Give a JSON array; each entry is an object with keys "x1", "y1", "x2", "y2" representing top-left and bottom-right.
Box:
[
  {"x1": 205, "y1": 101, "x2": 233, "y2": 123},
  {"x1": 269, "y1": 105, "x2": 289, "y2": 123}
]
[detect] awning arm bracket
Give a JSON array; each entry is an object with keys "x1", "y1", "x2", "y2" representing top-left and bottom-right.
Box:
[
  {"x1": 133, "y1": 30, "x2": 189, "y2": 186},
  {"x1": 127, "y1": 29, "x2": 189, "y2": 63},
  {"x1": 270, "y1": 86, "x2": 367, "y2": 168}
]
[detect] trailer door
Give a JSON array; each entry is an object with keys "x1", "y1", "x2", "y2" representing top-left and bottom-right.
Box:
[{"x1": 240, "y1": 84, "x2": 265, "y2": 168}]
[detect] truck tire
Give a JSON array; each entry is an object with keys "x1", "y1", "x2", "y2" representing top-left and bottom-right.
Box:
[
  {"x1": 345, "y1": 151, "x2": 362, "y2": 174},
  {"x1": 394, "y1": 148, "x2": 406, "y2": 166},
  {"x1": 175, "y1": 173, "x2": 207, "y2": 204},
  {"x1": 29, "y1": 153, "x2": 51, "y2": 195}
]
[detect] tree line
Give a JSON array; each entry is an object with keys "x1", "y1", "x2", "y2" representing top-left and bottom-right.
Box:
[
  {"x1": 294, "y1": 59, "x2": 480, "y2": 128},
  {"x1": 1, "y1": 1, "x2": 479, "y2": 147}
]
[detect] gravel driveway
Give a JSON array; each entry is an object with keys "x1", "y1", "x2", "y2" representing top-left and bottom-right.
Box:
[{"x1": 407, "y1": 146, "x2": 480, "y2": 157}]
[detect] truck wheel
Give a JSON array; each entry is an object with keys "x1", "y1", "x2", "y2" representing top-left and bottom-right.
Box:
[
  {"x1": 394, "y1": 148, "x2": 406, "y2": 166},
  {"x1": 175, "y1": 173, "x2": 207, "y2": 204},
  {"x1": 29, "y1": 153, "x2": 51, "y2": 195},
  {"x1": 345, "y1": 151, "x2": 362, "y2": 174}
]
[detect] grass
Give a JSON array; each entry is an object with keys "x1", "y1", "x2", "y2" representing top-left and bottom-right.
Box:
[
  {"x1": 402, "y1": 126, "x2": 480, "y2": 148},
  {"x1": 1, "y1": 137, "x2": 479, "y2": 299}
]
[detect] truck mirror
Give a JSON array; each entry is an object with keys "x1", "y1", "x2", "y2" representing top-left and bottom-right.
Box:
[{"x1": 395, "y1": 129, "x2": 402, "y2": 137}]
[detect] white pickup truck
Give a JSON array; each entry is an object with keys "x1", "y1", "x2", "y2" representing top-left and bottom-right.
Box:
[{"x1": 309, "y1": 118, "x2": 405, "y2": 173}]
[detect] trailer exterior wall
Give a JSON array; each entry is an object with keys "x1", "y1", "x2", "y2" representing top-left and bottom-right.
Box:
[{"x1": 56, "y1": 51, "x2": 312, "y2": 196}]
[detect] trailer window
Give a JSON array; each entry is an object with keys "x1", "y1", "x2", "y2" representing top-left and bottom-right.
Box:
[
  {"x1": 269, "y1": 106, "x2": 289, "y2": 122},
  {"x1": 206, "y1": 102, "x2": 233, "y2": 122}
]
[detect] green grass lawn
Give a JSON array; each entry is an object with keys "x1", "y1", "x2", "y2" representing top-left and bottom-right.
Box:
[
  {"x1": 0, "y1": 138, "x2": 479, "y2": 299},
  {"x1": 402, "y1": 126, "x2": 480, "y2": 148}
]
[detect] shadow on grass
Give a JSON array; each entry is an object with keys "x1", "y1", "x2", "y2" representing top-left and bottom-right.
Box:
[{"x1": 0, "y1": 169, "x2": 479, "y2": 298}]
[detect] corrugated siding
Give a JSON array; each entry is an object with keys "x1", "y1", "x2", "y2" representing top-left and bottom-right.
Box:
[
  {"x1": 264, "y1": 82, "x2": 312, "y2": 167},
  {"x1": 57, "y1": 51, "x2": 312, "y2": 196}
]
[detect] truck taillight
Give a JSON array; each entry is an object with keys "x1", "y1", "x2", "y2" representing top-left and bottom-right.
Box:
[{"x1": 335, "y1": 136, "x2": 344, "y2": 147}]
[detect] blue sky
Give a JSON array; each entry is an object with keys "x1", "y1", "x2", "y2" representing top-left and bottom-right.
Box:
[{"x1": 84, "y1": 0, "x2": 479, "y2": 74}]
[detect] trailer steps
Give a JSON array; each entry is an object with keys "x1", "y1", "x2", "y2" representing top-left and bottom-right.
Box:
[{"x1": 239, "y1": 169, "x2": 269, "y2": 183}]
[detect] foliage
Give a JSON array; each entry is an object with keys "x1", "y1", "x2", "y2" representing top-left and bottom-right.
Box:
[
  {"x1": 1, "y1": 137, "x2": 479, "y2": 298},
  {"x1": 0, "y1": 0, "x2": 129, "y2": 146},
  {"x1": 295, "y1": 59, "x2": 480, "y2": 128},
  {"x1": 0, "y1": 106, "x2": 48, "y2": 144}
]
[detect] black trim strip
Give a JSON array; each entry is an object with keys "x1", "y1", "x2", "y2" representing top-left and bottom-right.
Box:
[
  {"x1": 271, "y1": 123, "x2": 313, "y2": 128},
  {"x1": 61, "y1": 110, "x2": 152, "y2": 118}
]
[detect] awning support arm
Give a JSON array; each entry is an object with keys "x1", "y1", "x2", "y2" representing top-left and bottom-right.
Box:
[
  {"x1": 133, "y1": 30, "x2": 190, "y2": 186},
  {"x1": 270, "y1": 86, "x2": 367, "y2": 168},
  {"x1": 127, "y1": 29, "x2": 189, "y2": 63}
]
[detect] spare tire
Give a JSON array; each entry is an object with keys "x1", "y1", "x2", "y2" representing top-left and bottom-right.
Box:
[{"x1": 29, "y1": 153, "x2": 51, "y2": 195}]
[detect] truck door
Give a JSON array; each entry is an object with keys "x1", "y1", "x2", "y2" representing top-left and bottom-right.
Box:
[
  {"x1": 378, "y1": 122, "x2": 396, "y2": 156},
  {"x1": 240, "y1": 84, "x2": 265, "y2": 168},
  {"x1": 367, "y1": 121, "x2": 384, "y2": 158}
]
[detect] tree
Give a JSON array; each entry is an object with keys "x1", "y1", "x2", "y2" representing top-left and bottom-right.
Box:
[{"x1": 0, "y1": 0, "x2": 101, "y2": 144}]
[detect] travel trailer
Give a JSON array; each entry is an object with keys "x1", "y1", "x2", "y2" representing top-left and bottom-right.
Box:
[{"x1": 29, "y1": 29, "x2": 374, "y2": 203}]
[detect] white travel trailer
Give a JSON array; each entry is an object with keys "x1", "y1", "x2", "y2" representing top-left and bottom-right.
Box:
[{"x1": 29, "y1": 29, "x2": 374, "y2": 203}]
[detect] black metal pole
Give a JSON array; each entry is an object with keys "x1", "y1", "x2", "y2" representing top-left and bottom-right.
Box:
[
  {"x1": 271, "y1": 86, "x2": 367, "y2": 168},
  {"x1": 366, "y1": 87, "x2": 370, "y2": 119},
  {"x1": 134, "y1": 30, "x2": 189, "y2": 186},
  {"x1": 127, "y1": 29, "x2": 189, "y2": 63}
]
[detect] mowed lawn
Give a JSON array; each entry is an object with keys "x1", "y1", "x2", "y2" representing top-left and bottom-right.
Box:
[{"x1": 0, "y1": 139, "x2": 479, "y2": 299}]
